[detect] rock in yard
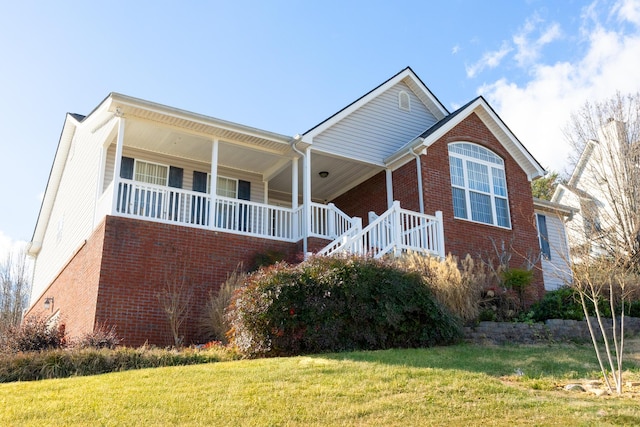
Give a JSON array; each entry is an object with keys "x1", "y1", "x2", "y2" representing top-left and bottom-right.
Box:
[{"x1": 564, "y1": 384, "x2": 586, "y2": 392}]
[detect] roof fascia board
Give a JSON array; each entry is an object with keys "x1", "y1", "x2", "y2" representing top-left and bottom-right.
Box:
[
  {"x1": 567, "y1": 139, "x2": 597, "y2": 187},
  {"x1": 420, "y1": 98, "x2": 545, "y2": 180},
  {"x1": 109, "y1": 93, "x2": 292, "y2": 145},
  {"x1": 30, "y1": 115, "x2": 79, "y2": 254},
  {"x1": 533, "y1": 197, "x2": 576, "y2": 216}
]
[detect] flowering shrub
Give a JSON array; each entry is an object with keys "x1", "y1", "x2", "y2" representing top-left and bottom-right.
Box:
[{"x1": 226, "y1": 256, "x2": 462, "y2": 357}]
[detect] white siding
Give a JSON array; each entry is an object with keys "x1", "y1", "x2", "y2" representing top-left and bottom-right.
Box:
[
  {"x1": 312, "y1": 82, "x2": 438, "y2": 164},
  {"x1": 538, "y1": 212, "x2": 573, "y2": 290},
  {"x1": 30, "y1": 121, "x2": 111, "y2": 304}
]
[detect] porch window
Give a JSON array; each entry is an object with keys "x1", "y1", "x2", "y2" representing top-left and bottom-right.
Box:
[
  {"x1": 212, "y1": 176, "x2": 238, "y2": 198},
  {"x1": 448, "y1": 142, "x2": 510, "y2": 228},
  {"x1": 134, "y1": 160, "x2": 169, "y2": 186}
]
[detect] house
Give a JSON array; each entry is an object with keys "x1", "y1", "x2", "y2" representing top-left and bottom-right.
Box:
[
  {"x1": 27, "y1": 67, "x2": 548, "y2": 346},
  {"x1": 552, "y1": 119, "x2": 637, "y2": 259},
  {"x1": 533, "y1": 198, "x2": 574, "y2": 290}
]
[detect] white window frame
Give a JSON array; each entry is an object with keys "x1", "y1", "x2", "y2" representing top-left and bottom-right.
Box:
[
  {"x1": 207, "y1": 174, "x2": 238, "y2": 198},
  {"x1": 448, "y1": 142, "x2": 511, "y2": 229},
  {"x1": 133, "y1": 160, "x2": 169, "y2": 187}
]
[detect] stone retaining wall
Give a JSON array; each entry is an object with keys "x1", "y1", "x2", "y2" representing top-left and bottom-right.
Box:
[{"x1": 464, "y1": 317, "x2": 640, "y2": 345}]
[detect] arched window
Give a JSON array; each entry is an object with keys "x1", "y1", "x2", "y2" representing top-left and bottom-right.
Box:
[{"x1": 448, "y1": 142, "x2": 510, "y2": 228}]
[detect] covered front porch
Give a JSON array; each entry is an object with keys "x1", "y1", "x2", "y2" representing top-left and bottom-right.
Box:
[{"x1": 94, "y1": 95, "x2": 445, "y2": 258}]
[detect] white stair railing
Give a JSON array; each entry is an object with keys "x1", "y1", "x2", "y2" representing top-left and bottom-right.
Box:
[{"x1": 319, "y1": 201, "x2": 445, "y2": 259}]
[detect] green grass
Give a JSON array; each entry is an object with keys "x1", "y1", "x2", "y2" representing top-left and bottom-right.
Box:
[{"x1": 2, "y1": 342, "x2": 640, "y2": 426}]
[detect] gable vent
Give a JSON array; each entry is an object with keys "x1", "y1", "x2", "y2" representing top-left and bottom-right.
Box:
[{"x1": 398, "y1": 90, "x2": 411, "y2": 112}]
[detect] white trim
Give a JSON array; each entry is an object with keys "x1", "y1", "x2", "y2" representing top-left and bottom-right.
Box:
[
  {"x1": 449, "y1": 142, "x2": 512, "y2": 229},
  {"x1": 110, "y1": 118, "x2": 125, "y2": 215},
  {"x1": 418, "y1": 98, "x2": 545, "y2": 180},
  {"x1": 133, "y1": 159, "x2": 170, "y2": 187}
]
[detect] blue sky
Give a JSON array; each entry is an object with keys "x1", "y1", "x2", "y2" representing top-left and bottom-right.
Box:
[{"x1": 1, "y1": 0, "x2": 640, "y2": 259}]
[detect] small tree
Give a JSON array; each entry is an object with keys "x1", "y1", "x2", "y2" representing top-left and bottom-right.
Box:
[
  {"x1": 563, "y1": 93, "x2": 640, "y2": 394},
  {"x1": 531, "y1": 171, "x2": 560, "y2": 201},
  {"x1": 0, "y1": 247, "x2": 30, "y2": 336},
  {"x1": 156, "y1": 258, "x2": 192, "y2": 347},
  {"x1": 571, "y1": 250, "x2": 637, "y2": 395}
]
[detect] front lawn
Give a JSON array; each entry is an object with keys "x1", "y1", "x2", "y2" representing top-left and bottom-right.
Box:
[{"x1": 2, "y1": 341, "x2": 640, "y2": 426}]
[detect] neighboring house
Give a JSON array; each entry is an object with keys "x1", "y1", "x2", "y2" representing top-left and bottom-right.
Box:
[
  {"x1": 27, "y1": 67, "x2": 548, "y2": 346},
  {"x1": 552, "y1": 119, "x2": 636, "y2": 258},
  {"x1": 533, "y1": 198, "x2": 574, "y2": 290}
]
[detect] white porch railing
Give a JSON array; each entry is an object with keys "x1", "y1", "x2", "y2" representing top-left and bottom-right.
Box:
[
  {"x1": 107, "y1": 179, "x2": 356, "y2": 243},
  {"x1": 309, "y1": 202, "x2": 356, "y2": 240},
  {"x1": 102, "y1": 181, "x2": 443, "y2": 255},
  {"x1": 319, "y1": 201, "x2": 445, "y2": 259}
]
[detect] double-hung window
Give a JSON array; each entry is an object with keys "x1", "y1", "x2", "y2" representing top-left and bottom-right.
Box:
[
  {"x1": 134, "y1": 160, "x2": 169, "y2": 186},
  {"x1": 449, "y1": 142, "x2": 510, "y2": 228}
]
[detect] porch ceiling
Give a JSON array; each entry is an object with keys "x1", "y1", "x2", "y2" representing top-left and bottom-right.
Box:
[
  {"x1": 118, "y1": 104, "x2": 381, "y2": 204},
  {"x1": 270, "y1": 151, "x2": 381, "y2": 203}
]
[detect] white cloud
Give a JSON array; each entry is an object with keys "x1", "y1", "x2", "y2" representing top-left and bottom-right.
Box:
[
  {"x1": 614, "y1": 0, "x2": 640, "y2": 25},
  {"x1": 466, "y1": 42, "x2": 512, "y2": 78},
  {"x1": 452, "y1": 44, "x2": 460, "y2": 55},
  {"x1": 514, "y1": 20, "x2": 562, "y2": 67},
  {"x1": 478, "y1": 0, "x2": 640, "y2": 175},
  {"x1": 0, "y1": 230, "x2": 27, "y2": 262}
]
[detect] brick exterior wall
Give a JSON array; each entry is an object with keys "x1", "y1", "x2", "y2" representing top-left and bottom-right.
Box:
[
  {"x1": 94, "y1": 216, "x2": 301, "y2": 346},
  {"x1": 331, "y1": 112, "x2": 544, "y2": 299},
  {"x1": 29, "y1": 216, "x2": 300, "y2": 347},
  {"x1": 25, "y1": 220, "x2": 105, "y2": 339}
]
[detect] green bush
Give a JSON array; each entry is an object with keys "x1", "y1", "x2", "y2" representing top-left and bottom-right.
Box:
[
  {"x1": 525, "y1": 287, "x2": 583, "y2": 322},
  {"x1": 227, "y1": 256, "x2": 462, "y2": 357},
  {"x1": 621, "y1": 299, "x2": 640, "y2": 317}
]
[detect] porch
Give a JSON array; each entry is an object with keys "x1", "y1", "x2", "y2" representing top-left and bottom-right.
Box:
[
  {"x1": 93, "y1": 96, "x2": 445, "y2": 259},
  {"x1": 96, "y1": 178, "x2": 445, "y2": 258}
]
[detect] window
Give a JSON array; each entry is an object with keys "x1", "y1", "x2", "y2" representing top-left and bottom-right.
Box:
[
  {"x1": 398, "y1": 90, "x2": 411, "y2": 112},
  {"x1": 449, "y1": 142, "x2": 510, "y2": 228},
  {"x1": 213, "y1": 176, "x2": 238, "y2": 198},
  {"x1": 134, "y1": 160, "x2": 169, "y2": 186},
  {"x1": 536, "y1": 214, "x2": 551, "y2": 260}
]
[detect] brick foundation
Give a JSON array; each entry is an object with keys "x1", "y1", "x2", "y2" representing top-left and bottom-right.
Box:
[{"x1": 31, "y1": 216, "x2": 301, "y2": 347}]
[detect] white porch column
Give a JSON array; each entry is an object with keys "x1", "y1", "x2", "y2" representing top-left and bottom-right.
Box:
[
  {"x1": 110, "y1": 116, "x2": 126, "y2": 214},
  {"x1": 209, "y1": 138, "x2": 219, "y2": 228},
  {"x1": 435, "y1": 210, "x2": 445, "y2": 258},
  {"x1": 414, "y1": 153, "x2": 425, "y2": 214},
  {"x1": 291, "y1": 156, "x2": 299, "y2": 239},
  {"x1": 303, "y1": 147, "x2": 312, "y2": 255},
  {"x1": 263, "y1": 181, "x2": 269, "y2": 204},
  {"x1": 385, "y1": 168, "x2": 393, "y2": 210}
]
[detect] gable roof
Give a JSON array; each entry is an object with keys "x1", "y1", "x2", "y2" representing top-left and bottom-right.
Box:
[
  {"x1": 302, "y1": 67, "x2": 448, "y2": 140},
  {"x1": 385, "y1": 96, "x2": 546, "y2": 180}
]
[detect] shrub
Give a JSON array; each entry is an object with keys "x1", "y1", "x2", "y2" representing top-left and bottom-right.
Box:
[
  {"x1": 2, "y1": 314, "x2": 66, "y2": 353},
  {"x1": 393, "y1": 253, "x2": 487, "y2": 323},
  {"x1": 72, "y1": 324, "x2": 121, "y2": 350},
  {"x1": 227, "y1": 256, "x2": 462, "y2": 357},
  {"x1": 0, "y1": 345, "x2": 240, "y2": 383},
  {"x1": 524, "y1": 287, "x2": 584, "y2": 322},
  {"x1": 199, "y1": 265, "x2": 248, "y2": 343},
  {"x1": 624, "y1": 299, "x2": 640, "y2": 317}
]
